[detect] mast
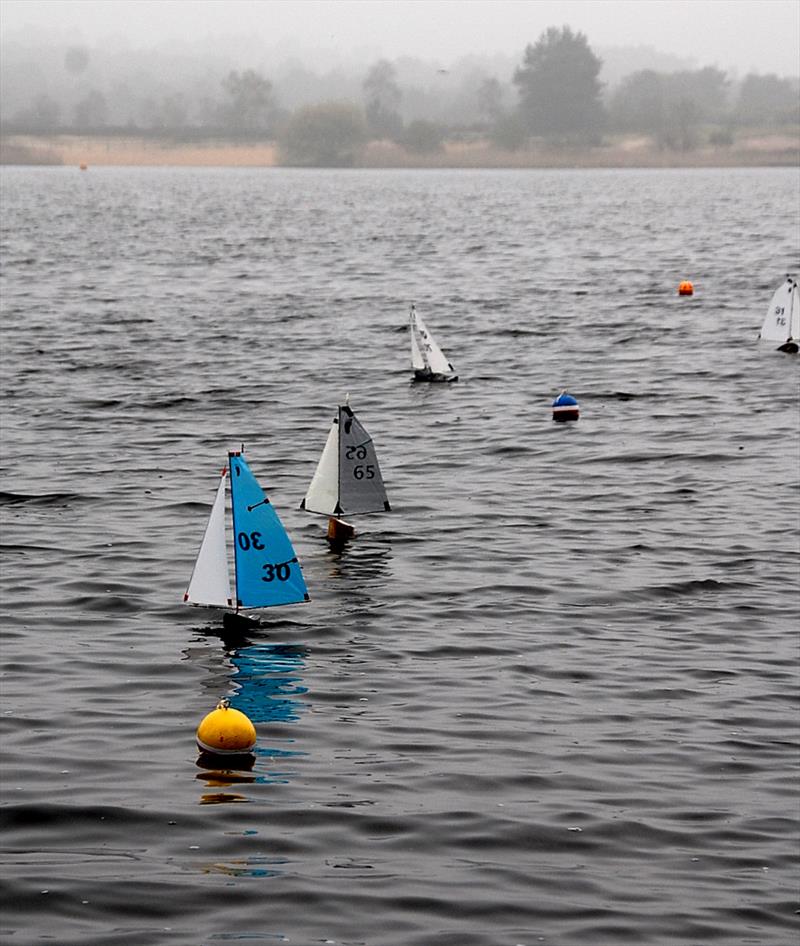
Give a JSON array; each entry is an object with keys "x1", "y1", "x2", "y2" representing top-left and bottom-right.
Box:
[{"x1": 228, "y1": 450, "x2": 240, "y2": 612}]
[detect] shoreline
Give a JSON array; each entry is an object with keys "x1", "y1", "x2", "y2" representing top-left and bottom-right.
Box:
[{"x1": 1, "y1": 132, "x2": 798, "y2": 169}]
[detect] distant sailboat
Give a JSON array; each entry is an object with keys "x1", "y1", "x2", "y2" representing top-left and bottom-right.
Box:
[
  {"x1": 759, "y1": 276, "x2": 799, "y2": 353},
  {"x1": 300, "y1": 402, "x2": 390, "y2": 544},
  {"x1": 409, "y1": 304, "x2": 457, "y2": 382},
  {"x1": 184, "y1": 451, "x2": 309, "y2": 619}
]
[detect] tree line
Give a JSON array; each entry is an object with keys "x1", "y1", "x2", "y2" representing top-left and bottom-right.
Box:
[{"x1": 2, "y1": 27, "x2": 798, "y2": 165}]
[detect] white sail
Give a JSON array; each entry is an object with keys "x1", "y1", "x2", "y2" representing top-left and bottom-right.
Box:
[
  {"x1": 410, "y1": 306, "x2": 454, "y2": 376},
  {"x1": 410, "y1": 307, "x2": 426, "y2": 371},
  {"x1": 184, "y1": 471, "x2": 232, "y2": 608},
  {"x1": 760, "y1": 277, "x2": 798, "y2": 343},
  {"x1": 301, "y1": 418, "x2": 340, "y2": 516}
]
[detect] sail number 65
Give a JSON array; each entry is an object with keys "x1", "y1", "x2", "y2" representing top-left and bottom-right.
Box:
[
  {"x1": 346, "y1": 445, "x2": 368, "y2": 459},
  {"x1": 353, "y1": 464, "x2": 375, "y2": 479}
]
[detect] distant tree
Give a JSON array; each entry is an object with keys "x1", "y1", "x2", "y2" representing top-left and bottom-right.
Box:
[
  {"x1": 64, "y1": 46, "x2": 90, "y2": 75},
  {"x1": 666, "y1": 67, "x2": 729, "y2": 120},
  {"x1": 219, "y1": 69, "x2": 276, "y2": 136},
  {"x1": 278, "y1": 102, "x2": 368, "y2": 166},
  {"x1": 137, "y1": 93, "x2": 190, "y2": 132},
  {"x1": 608, "y1": 69, "x2": 665, "y2": 134},
  {"x1": 74, "y1": 89, "x2": 108, "y2": 129},
  {"x1": 476, "y1": 77, "x2": 505, "y2": 125},
  {"x1": 609, "y1": 66, "x2": 730, "y2": 149},
  {"x1": 401, "y1": 118, "x2": 444, "y2": 153},
  {"x1": 13, "y1": 94, "x2": 61, "y2": 132},
  {"x1": 659, "y1": 97, "x2": 701, "y2": 151},
  {"x1": 735, "y1": 73, "x2": 800, "y2": 125},
  {"x1": 513, "y1": 26, "x2": 604, "y2": 140},
  {"x1": 490, "y1": 113, "x2": 528, "y2": 151},
  {"x1": 363, "y1": 59, "x2": 403, "y2": 139}
]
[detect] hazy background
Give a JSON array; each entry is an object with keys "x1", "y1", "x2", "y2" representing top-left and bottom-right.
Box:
[
  {"x1": 1, "y1": 0, "x2": 798, "y2": 162},
  {"x1": 2, "y1": 0, "x2": 798, "y2": 78}
]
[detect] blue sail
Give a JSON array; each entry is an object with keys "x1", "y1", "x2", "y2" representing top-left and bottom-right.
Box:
[{"x1": 228, "y1": 453, "x2": 309, "y2": 609}]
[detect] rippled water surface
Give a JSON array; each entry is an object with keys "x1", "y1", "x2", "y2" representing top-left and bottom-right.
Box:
[{"x1": 1, "y1": 166, "x2": 799, "y2": 945}]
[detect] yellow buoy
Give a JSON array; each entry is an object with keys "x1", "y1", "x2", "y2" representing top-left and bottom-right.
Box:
[
  {"x1": 196, "y1": 699, "x2": 256, "y2": 755},
  {"x1": 678, "y1": 280, "x2": 694, "y2": 296}
]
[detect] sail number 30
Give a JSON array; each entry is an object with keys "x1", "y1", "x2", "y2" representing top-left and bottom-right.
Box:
[{"x1": 237, "y1": 531, "x2": 292, "y2": 582}]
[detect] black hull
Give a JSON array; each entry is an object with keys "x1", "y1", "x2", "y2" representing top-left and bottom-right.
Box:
[{"x1": 412, "y1": 370, "x2": 458, "y2": 383}]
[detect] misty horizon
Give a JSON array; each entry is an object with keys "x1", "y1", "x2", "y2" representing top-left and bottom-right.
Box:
[
  {"x1": 1, "y1": 0, "x2": 799, "y2": 80},
  {"x1": 2, "y1": 1, "x2": 797, "y2": 167}
]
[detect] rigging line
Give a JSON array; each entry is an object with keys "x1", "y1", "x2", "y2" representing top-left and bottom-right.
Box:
[{"x1": 247, "y1": 498, "x2": 270, "y2": 511}]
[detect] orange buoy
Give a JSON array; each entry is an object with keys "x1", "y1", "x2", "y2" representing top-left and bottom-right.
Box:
[
  {"x1": 678, "y1": 280, "x2": 694, "y2": 296},
  {"x1": 79, "y1": 163, "x2": 88, "y2": 171},
  {"x1": 196, "y1": 699, "x2": 256, "y2": 755}
]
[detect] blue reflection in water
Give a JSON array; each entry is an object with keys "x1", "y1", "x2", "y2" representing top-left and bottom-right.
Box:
[{"x1": 228, "y1": 643, "x2": 309, "y2": 724}]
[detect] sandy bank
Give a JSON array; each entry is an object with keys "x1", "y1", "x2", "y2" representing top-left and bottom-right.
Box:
[{"x1": 1, "y1": 132, "x2": 798, "y2": 169}]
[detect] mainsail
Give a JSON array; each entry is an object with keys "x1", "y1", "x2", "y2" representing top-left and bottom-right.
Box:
[
  {"x1": 409, "y1": 305, "x2": 455, "y2": 378},
  {"x1": 760, "y1": 276, "x2": 799, "y2": 344},
  {"x1": 301, "y1": 405, "x2": 390, "y2": 517},
  {"x1": 337, "y1": 405, "x2": 390, "y2": 514},
  {"x1": 229, "y1": 453, "x2": 309, "y2": 609}
]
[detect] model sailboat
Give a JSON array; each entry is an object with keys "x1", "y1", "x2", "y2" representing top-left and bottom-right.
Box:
[
  {"x1": 409, "y1": 304, "x2": 458, "y2": 382},
  {"x1": 184, "y1": 451, "x2": 309, "y2": 616},
  {"x1": 300, "y1": 402, "x2": 390, "y2": 544},
  {"x1": 759, "y1": 276, "x2": 799, "y2": 353}
]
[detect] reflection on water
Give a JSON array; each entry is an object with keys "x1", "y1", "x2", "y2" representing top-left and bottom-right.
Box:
[
  {"x1": 199, "y1": 792, "x2": 249, "y2": 805},
  {"x1": 188, "y1": 630, "x2": 310, "y2": 799},
  {"x1": 196, "y1": 751, "x2": 255, "y2": 777},
  {"x1": 326, "y1": 536, "x2": 393, "y2": 584},
  {"x1": 202, "y1": 857, "x2": 288, "y2": 878},
  {"x1": 230, "y1": 642, "x2": 308, "y2": 724}
]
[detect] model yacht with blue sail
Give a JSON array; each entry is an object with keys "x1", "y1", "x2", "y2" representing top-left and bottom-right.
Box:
[{"x1": 184, "y1": 450, "x2": 309, "y2": 624}]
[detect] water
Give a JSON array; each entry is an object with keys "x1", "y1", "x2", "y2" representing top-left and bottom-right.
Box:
[{"x1": 1, "y1": 166, "x2": 798, "y2": 946}]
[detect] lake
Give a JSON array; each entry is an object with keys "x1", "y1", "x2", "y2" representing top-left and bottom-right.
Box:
[{"x1": 1, "y1": 165, "x2": 798, "y2": 945}]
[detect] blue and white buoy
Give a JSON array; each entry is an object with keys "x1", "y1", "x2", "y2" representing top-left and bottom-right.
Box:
[{"x1": 552, "y1": 391, "x2": 580, "y2": 422}]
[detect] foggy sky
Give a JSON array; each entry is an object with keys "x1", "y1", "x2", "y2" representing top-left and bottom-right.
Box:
[{"x1": 1, "y1": 0, "x2": 798, "y2": 78}]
